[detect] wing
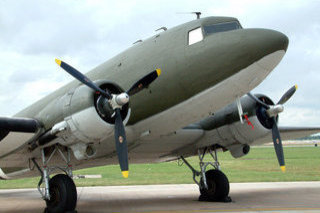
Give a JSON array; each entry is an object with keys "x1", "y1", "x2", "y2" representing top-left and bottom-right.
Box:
[
  {"x1": 279, "y1": 126, "x2": 320, "y2": 140},
  {"x1": 161, "y1": 93, "x2": 320, "y2": 162},
  {"x1": 246, "y1": 126, "x2": 320, "y2": 146}
]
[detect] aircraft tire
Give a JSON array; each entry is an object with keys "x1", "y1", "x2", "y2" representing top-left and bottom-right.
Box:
[
  {"x1": 199, "y1": 169, "x2": 230, "y2": 201},
  {"x1": 45, "y1": 174, "x2": 77, "y2": 213}
]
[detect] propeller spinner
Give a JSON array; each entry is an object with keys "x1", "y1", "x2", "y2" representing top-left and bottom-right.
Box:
[
  {"x1": 248, "y1": 85, "x2": 297, "y2": 172},
  {"x1": 55, "y1": 59, "x2": 161, "y2": 178}
]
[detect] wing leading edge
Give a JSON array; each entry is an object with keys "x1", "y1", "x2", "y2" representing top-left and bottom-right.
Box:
[{"x1": 278, "y1": 126, "x2": 320, "y2": 141}]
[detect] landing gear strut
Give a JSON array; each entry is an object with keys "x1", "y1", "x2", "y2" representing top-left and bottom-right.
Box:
[
  {"x1": 180, "y1": 147, "x2": 231, "y2": 202},
  {"x1": 32, "y1": 145, "x2": 77, "y2": 213}
]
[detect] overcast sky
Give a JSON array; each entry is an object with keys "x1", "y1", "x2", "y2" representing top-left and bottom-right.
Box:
[{"x1": 0, "y1": 0, "x2": 319, "y2": 127}]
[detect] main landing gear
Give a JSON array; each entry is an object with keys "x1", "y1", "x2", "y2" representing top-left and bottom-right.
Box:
[
  {"x1": 180, "y1": 147, "x2": 231, "y2": 202},
  {"x1": 31, "y1": 145, "x2": 77, "y2": 213}
]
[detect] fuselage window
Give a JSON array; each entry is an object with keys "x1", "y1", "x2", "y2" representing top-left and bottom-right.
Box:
[
  {"x1": 188, "y1": 27, "x2": 203, "y2": 45},
  {"x1": 204, "y1": 22, "x2": 241, "y2": 35}
]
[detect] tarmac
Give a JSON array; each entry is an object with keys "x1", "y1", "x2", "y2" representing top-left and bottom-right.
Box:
[{"x1": 0, "y1": 182, "x2": 320, "y2": 213}]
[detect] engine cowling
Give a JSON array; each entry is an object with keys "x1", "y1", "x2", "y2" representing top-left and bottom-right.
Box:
[
  {"x1": 59, "y1": 81, "x2": 129, "y2": 142},
  {"x1": 37, "y1": 81, "x2": 130, "y2": 159},
  {"x1": 195, "y1": 94, "x2": 276, "y2": 158}
]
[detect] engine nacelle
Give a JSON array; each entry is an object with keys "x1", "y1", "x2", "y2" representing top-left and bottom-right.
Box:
[
  {"x1": 228, "y1": 144, "x2": 250, "y2": 158},
  {"x1": 197, "y1": 116, "x2": 270, "y2": 150},
  {"x1": 38, "y1": 81, "x2": 130, "y2": 160},
  {"x1": 61, "y1": 106, "x2": 115, "y2": 143},
  {"x1": 196, "y1": 94, "x2": 276, "y2": 157}
]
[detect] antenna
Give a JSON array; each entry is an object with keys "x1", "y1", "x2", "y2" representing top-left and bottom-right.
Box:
[
  {"x1": 193, "y1": 12, "x2": 201, "y2": 19},
  {"x1": 133, "y1": 39, "x2": 142, "y2": 45},
  {"x1": 177, "y1": 12, "x2": 202, "y2": 20},
  {"x1": 155, "y1": 27, "x2": 167, "y2": 32}
]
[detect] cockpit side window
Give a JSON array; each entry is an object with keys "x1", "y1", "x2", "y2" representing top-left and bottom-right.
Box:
[
  {"x1": 204, "y1": 21, "x2": 241, "y2": 35},
  {"x1": 188, "y1": 27, "x2": 203, "y2": 45}
]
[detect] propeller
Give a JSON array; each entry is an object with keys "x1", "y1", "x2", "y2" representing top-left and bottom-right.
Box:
[
  {"x1": 277, "y1": 85, "x2": 298, "y2": 105},
  {"x1": 55, "y1": 59, "x2": 161, "y2": 178},
  {"x1": 247, "y1": 85, "x2": 298, "y2": 172},
  {"x1": 55, "y1": 59, "x2": 112, "y2": 99}
]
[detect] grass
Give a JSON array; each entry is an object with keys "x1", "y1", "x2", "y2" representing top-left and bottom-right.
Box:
[{"x1": 0, "y1": 146, "x2": 319, "y2": 189}]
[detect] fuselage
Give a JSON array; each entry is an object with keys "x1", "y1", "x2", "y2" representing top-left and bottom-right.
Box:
[
  {"x1": 15, "y1": 16, "x2": 288, "y2": 131},
  {"x1": 0, "y1": 16, "x2": 290, "y2": 179}
]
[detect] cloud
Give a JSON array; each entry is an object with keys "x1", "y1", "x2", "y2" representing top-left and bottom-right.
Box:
[{"x1": 280, "y1": 107, "x2": 320, "y2": 127}]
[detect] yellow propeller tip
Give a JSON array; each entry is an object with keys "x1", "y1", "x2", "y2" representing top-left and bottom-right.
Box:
[
  {"x1": 122, "y1": 171, "x2": 129, "y2": 178},
  {"x1": 55, "y1": 58, "x2": 61, "y2": 66},
  {"x1": 280, "y1": 166, "x2": 286, "y2": 172},
  {"x1": 295, "y1": 84, "x2": 298, "y2": 90},
  {"x1": 156, "y1": 68, "x2": 161, "y2": 76}
]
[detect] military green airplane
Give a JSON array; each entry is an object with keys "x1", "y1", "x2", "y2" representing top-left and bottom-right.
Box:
[{"x1": 1, "y1": 16, "x2": 319, "y2": 213}]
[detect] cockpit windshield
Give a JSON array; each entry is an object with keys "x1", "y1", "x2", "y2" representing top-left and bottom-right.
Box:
[{"x1": 203, "y1": 21, "x2": 241, "y2": 35}]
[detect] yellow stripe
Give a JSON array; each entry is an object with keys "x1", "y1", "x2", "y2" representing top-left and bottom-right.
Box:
[
  {"x1": 55, "y1": 58, "x2": 61, "y2": 66},
  {"x1": 156, "y1": 68, "x2": 161, "y2": 76},
  {"x1": 295, "y1": 84, "x2": 298, "y2": 90},
  {"x1": 122, "y1": 171, "x2": 129, "y2": 178},
  {"x1": 280, "y1": 165, "x2": 286, "y2": 172}
]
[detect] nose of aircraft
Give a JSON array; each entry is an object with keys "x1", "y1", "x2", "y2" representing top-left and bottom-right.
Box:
[
  {"x1": 245, "y1": 28, "x2": 289, "y2": 54},
  {"x1": 241, "y1": 28, "x2": 288, "y2": 71},
  {"x1": 202, "y1": 28, "x2": 289, "y2": 73},
  {"x1": 202, "y1": 28, "x2": 289, "y2": 70},
  {"x1": 183, "y1": 27, "x2": 289, "y2": 97}
]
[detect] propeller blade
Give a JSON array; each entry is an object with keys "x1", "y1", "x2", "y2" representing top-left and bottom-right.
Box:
[
  {"x1": 55, "y1": 59, "x2": 111, "y2": 99},
  {"x1": 114, "y1": 108, "x2": 129, "y2": 178},
  {"x1": 247, "y1": 93, "x2": 270, "y2": 109},
  {"x1": 277, "y1": 85, "x2": 298, "y2": 105},
  {"x1": 271, "y1": 118, "x2": 285, "y2": 172},
  {"x1": 126, "y1": 69, "x2": 161, "y2": 96}
]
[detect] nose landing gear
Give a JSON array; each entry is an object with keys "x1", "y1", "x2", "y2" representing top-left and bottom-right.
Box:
[{"x1": 180, "y1": 147, "x2": 231, "y2": 202}]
